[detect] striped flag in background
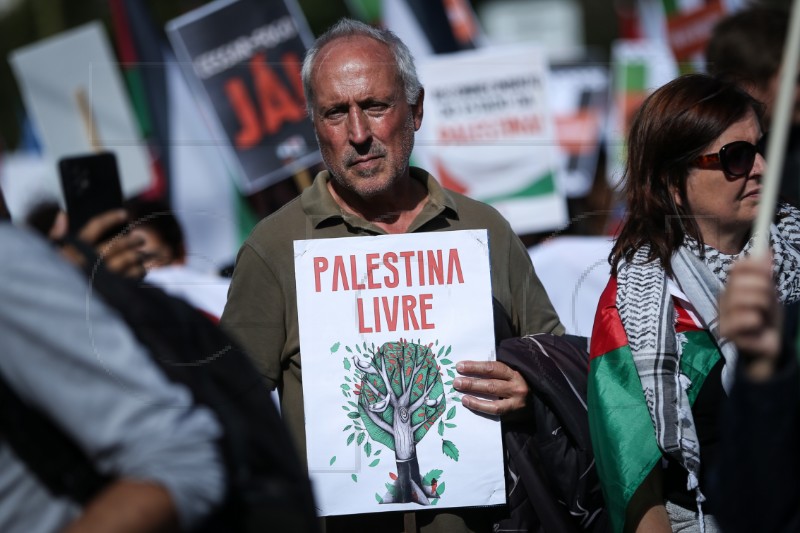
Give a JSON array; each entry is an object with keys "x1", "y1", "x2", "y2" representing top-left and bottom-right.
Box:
[{"x1": 108, "y1": 0, "x2": 250, "y2": 271}]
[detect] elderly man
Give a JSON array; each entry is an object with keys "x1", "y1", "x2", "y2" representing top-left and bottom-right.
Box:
[{"x1": 221, "y1": 18, "x2": 563, "y2": 532}]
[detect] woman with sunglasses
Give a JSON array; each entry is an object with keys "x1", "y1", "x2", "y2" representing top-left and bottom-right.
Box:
[{"x1": 588, "y1": 73, "x2": 800, "y2": 533}]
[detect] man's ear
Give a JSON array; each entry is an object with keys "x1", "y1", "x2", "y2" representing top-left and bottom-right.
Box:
[{"x1": 412, "y1": 88, "x2": 424, "y2": 131}]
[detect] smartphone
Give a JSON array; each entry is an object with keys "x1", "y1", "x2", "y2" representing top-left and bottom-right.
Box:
[{"x1": 58, "y1": 151, "x2": 124, "y2": 237}]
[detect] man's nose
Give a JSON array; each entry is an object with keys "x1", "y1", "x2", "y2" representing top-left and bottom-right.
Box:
[{"x1": 347, "y1": 107, "x2": 371, "y2": 145}]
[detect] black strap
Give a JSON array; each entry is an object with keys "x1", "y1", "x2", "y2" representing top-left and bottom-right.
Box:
[{"x1": 0, "y1": 372, "x2": 110, "y2": 504}]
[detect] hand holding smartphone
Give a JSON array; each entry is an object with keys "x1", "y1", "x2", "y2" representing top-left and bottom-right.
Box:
[{"x1": 58, "y1": 151, "x2": 125, "y2": 240}]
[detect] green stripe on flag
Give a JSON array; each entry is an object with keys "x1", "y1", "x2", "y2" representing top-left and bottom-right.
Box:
[
  {"x1": 481, "y1": 172, "x2": 555, "y2": 204},
  {"x1": 589, "y1": 330, "x2": 721, "y2": 532},
  {"x1": 345, "y1": 0, "x2": 382, "y2": 23},
  {"x1": 589, "y1": 344, "x2": 661, "y2": 533},
  {"x1": 617, "y1": 62, "x2": 647, "y2": 93},
  {"x1": 123, "y1": 69, "x2": 153, "y2": 137},
  {"x1": 662, "y1": 0, "x2": 679, "y2": 15}
]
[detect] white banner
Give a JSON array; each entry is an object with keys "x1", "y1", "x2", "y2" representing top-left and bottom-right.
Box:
[
  {"x1": 414, "y1": 45, "x2": 568, "y2": 235},
  {"x1": 10, "y1": 22, "x2": 152, "y2": 201},
  {"x1": 294, "y1": 230, "x2": 505, "y2": 516}
]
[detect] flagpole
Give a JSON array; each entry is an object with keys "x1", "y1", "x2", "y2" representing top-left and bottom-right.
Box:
[
  {"x1": 293, "y1": 167, "x2": 313, "y2": 191},
  {"x1": 76, "y1": 87, "x2": 103, "y2": 152},
  {"x1": 752, "y1": 0, "x2": 800, "y2": 258}
]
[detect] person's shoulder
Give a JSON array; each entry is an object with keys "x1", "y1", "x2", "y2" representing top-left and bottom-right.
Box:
[
  {"x1": 434, "y1": 186, "x2": 514, "y2": 233},
  {"x1": 246, "y1": 196, "x2": 305, "y2": 245},
  {"x1": 0, "y1": 222, "x2": 54, "y2": 258}
]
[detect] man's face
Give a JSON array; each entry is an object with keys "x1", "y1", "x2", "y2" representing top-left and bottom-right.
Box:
[{"x1": 309, "y1": 36, "x2": 423, "y2": 199}]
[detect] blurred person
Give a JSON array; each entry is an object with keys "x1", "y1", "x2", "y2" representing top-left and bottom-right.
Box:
[
  {"x1": 706, "y1": 5, "x2": 800, "y2": 206},
  {"x1": 712, "y1": 257, "x2": 800, "y2": 532},
  {"x1": 221, "y1": 18, "x2": 563, "y2": 532},
  {"x1": 125, "y1": 198, "x2": 230, "y2": 321},
  {"x1": 0, "y1": 194, "x2": 225, "y2": 531},
  {"x1": 589, "y1": 74, "x2": 800, "y2": 533}
]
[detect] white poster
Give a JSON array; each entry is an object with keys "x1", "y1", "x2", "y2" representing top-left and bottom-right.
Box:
[
  {"x1": 414, "y1": 45, "x2": 568, "y2": 235},
  {"x1": 294, "y1": 230, "x2": 505, "y2": 516},
  {"x1": 9, "y1": 22, "x2": 152, "y2": 200}
]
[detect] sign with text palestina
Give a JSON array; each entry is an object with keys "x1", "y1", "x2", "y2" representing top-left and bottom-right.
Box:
[
  {"x1": 294, "y1": 230, "x2": 506, "y2": 516},
  {"x1": 414, "y1": 45, "x2": 568, "y2": 235}
]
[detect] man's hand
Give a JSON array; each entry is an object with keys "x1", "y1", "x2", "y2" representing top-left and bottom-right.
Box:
[
  {"x1": 453, "y1": 360, "x2": 529, "y2": 418},
  {"x1": 58, "y1": 209, "x2": 145, "y2": 279},
  {"x1": 719, "y1": 257, "x2": 782, "y2": 381}
]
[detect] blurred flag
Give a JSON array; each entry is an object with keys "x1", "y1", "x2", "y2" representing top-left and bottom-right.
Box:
[
  {"x1": 347, "y1": 0, "x2": 483, "y2": 59},
  {"x1": 109, "y1": 0, "x2": 170, "y2": 201},
  {"x1": 109, "y1": 0, "x2": 249, "y2": 271}
]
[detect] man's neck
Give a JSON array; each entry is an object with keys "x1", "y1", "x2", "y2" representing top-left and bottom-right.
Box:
[{"x1": 327, "y1": 174, "x2": 429, "y2": 234}]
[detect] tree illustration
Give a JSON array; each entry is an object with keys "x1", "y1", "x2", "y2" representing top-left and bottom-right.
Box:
[{"x1": 352, "y1": 339, "x2": 447, "y2": 504}]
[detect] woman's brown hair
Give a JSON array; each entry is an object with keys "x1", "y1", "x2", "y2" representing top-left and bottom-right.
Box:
[{"x1": 609, "y1": 73, "x2": 762, "y2": 276}]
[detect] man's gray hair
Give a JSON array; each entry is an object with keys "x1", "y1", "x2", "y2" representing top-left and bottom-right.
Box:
[{"x1": 301, "y1": 18, "x2": 422, "y2": 117}]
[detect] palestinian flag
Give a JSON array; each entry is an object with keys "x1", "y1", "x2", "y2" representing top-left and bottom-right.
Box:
[{"x1": 587, "y1": 277, "x2": 721, "y2": 532}]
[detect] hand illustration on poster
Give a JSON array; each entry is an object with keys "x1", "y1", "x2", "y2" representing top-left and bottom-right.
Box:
[{"x1": 332, "y1": 338, "x2": 463, "y2": 505}]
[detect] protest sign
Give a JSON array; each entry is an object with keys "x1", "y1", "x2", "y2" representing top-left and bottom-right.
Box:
[
  {"x1": 294, "y1": 230, "x2": 505, "y2": 516},
  {"x1": 549, "y1": 64, "x2": 608, "y2": 199},
  {"x1": 414, "y1": 45, "x2": 567, "y2": 235},
  {"x1": 167, "y1": 0, "x2": 320, "y2": 193},
  {"x1": 606, "y1": 40, "x2": 678, "y2": 188},
  {"x1": 10, "y1": 22, "x2": 152, "y2": 200}
]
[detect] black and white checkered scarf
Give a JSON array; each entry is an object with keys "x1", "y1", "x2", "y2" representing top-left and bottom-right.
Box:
[{"x1": 616, "y1": 204, "x2": 800, "y2": 525}]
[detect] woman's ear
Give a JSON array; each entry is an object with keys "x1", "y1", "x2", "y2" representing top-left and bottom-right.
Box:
[{"x1": 670, "y1": 184, "x2": 683, "y2": 208}]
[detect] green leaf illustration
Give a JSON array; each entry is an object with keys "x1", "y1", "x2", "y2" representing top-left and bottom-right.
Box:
[
  {"x1": 342, "y1": 405, "x2": 350, "y2": 411},
  {"x1": 369, "y1": 459, "x2": 380, "y2": 467},
  {"x1": 341, "y1": 384, "x2": 351, "y2": 390},
  {"x1": 442, "y1": 440, "x2": 460, "y2": 461},
  {"x1": 347, "y1": 412, "x2": 361, "y2": 419},
  {"x1": 385, "y1": 482, "x2": 397, "y2": 497},
  {"x1": 357, "y1": 432, "x2": 366, "y2": 446},
  {"x1": 422, "y1": 468, "x2": 443, "y2": 485},
  {"x1": 446, "y1": 406, "x2": 457, "y2": 420},
  {"x1": 453, "y1": 396, "x2": 462, "y2": 403},
  {"x1": 343, "y1": 357, "x2": 350, "y2": 370},
  {"x1": 437, "y1": 419, "x2": 444, "y2": 436},
  {"x1": 437, "y1": 481, "x2": 446, "y2": 495},
  {"x1": 447, "y1": 369, "x2": 456, "y2": 379},
  {"x1": 440, "y1": 359, "x2": 453, "y2": 365},
  {"x1": 355, "y1": 345, "x2": 362, "y2": 353},
  {"x1": 375, "y1": 493, "x2": 383, "y2": 503},
  {"x1": 438, "y1": 346, "x2": 445, "y2": 357},
  {"x1": 346, "y1": 433, "x2": 355, "y2": 445},
  {"x1": 351, "y1": 474, "x2": 358, "y2": 482},
  {"x1": 343, "y1": 425, "x2": 352, "y2": 431},
  {"x1": 331, "y1": 342, "x2": 341, "y2": 353},
  {"x1": 345, "y1": 346, "x2": 352, "y2": 353},
  {"x1": 375, "y1": 449, "x2": 382, "y2": 456},
  {"x1": 348, "y1": 401, "x2": 358, "y2": 408},
  {"x1": 364, "y1": 441, "x2": 372, "y2": 457},
  {"x1": 330, "y1": 456, "x2": 336, "y2": 465},
  {"x1": 445, "y1": 346, "x2": 452, "y2": 356},
  {"x1": 445, "y1": 423, "x2": 457, "y2": 428}
]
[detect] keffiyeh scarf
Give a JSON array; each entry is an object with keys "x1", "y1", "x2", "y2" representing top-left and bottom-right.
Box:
[{"x1": 615, "y1": 204, "x2": 800, "y2": 524}]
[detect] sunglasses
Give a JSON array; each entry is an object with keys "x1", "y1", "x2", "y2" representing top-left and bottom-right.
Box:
[{"x1": 692, "y1": 139, "x2": 765, "y2": 177}]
